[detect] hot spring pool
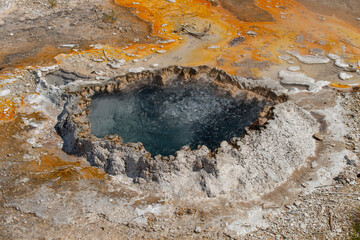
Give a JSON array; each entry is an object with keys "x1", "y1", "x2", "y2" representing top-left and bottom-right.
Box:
[{"x1": 89, "y1": 83, "x2": 264, "y2": 156}]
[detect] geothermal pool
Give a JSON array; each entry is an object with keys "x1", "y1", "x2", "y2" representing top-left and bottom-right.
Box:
[{"x1": 89, "y1": 83, "x2": 264, "y2": 156}]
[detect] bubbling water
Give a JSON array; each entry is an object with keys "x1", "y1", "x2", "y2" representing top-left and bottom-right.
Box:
[{"x1": 89, "y1": 83, "x2": 264, "y2": 156}]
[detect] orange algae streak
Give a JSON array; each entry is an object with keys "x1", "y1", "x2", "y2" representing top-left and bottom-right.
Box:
[
  {"x1": 28, "y1": 154, "x2": 106, "y2": 181},
  {"x1": 329, "y1": 83, "x2": 352, "y2": 89}
]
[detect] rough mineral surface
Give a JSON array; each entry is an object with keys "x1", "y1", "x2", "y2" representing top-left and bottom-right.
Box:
[
  {"x1": 54, "y1": 66, "x2": 317, "y2": 201},
  {"x1": 155, "y1": 101, "x2": 318, "y2": 200}
]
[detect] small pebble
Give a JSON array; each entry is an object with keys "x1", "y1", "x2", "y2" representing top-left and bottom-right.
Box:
[
  {"x1": 313, "y1": 133, "x2": 324, "y2": 141},
  {"x1": 288, "y1": 66, "x2": 300, "y2": 72},
  {"x1": 194, "y1": 226, "x2": 201, "y2": 233}
]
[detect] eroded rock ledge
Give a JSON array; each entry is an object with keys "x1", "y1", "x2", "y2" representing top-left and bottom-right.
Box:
[{"x1": 55, "y1": 65, "x2": 318, "y2": 200}]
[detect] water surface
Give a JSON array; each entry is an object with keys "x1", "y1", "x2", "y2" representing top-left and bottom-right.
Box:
[{"x1": 89, "y1": 83, "x2": 264, "y2": 156}]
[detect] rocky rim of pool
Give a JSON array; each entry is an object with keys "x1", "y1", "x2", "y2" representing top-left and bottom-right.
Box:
[{"x1": 55, "y1": 65, "x2": 320, "y2": 200}]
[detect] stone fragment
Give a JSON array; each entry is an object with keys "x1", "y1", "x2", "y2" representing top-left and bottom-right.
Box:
[
  {"x1": 94, "y1": 70, "x2": 106, "y2": 76},
  {"x1": 95, "y1": 76, "x2": 107, "y2": 80},
  {"x1": 91, "y1": 57, "x2": 104, "y2": 62},
  {"x1": 228, "y1": 36, "x2": 246, "y2": 46},
  {"x1": 166, "y1": 0, "x2": 176, "y2": 2},
  {"x1": 156, "y1": 50, "x2": 167, "y2": 54},
  {"x1": 58, "y1": 44, "x2": 77, "y2": 48},
  {"x1": 246, "y1": 31, "x2": 257, "y2": 37},
  {"x1": 311, "y1": 162, "x2": 318, "y2": 169},
  {"x1": 194, "y1": 226, "x2": 201, "y2": 233},
  {"x1": 339, "y1": 72, "x2": 353, "y2": 80},
  {"x1": 344, "y1": 155, "x2": 356, "y2": 166},
  {"x1": 286, "y1": 50, "x2": 330, "y2": 64},
  {"x1": 327, "y1": 53, "x2": 340, "y2": 60},
  {"x1": 32, "y1": 143, "x2": 43, "y2": 148},
  {"x1": 129, "y1": 67, "x2": 145, "y2": 73},
  {"x1": 335, "y1": 59, "x2": 350, "y2": 68},
  {"x1": 156, "y1": 39, "x2": 175, "y2": 44},
  {"x1": 301, "y1": 182, "x2": 309, "y2": 188},
  {"x1": 287, "y1": 66, "x2": 300, "y2": 72},
  {"x1": 107, "y1": 61, "x2": 124, "y2": 69},
  {"x1": 279, "y1": 70, "x2": 329, "y2": 93},
  {"x1": 278, "y1": 55, "x2": 292, "y2": 61},
  {"x1": 309, "y1": 48, "x2": 325, "y2": 55},
  {"x1": 39, "y1": 65, "x2": 59, "y2": 72},
  {"x1": 220, "y1": 141, "x2": 229, "y2": 149},
  {"x1": 207, "y1": 45, "x2": 219, "y2": 49},
  {"x1": 313, "y1": 133, "x2": 324, "y2": 141}
]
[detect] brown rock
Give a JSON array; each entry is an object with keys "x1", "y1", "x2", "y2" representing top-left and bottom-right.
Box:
[{"x1": 313, "y1": 133, "x2": 324, "y2": 141}]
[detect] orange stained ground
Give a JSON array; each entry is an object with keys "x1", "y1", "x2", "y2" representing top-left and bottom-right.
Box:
[
  {"x1": 27, "y1": 154, "x2": 106, "y2": 182},
  {"x1": 0, "y1": 97, "x2": 22, "y2": 121},
  {"x1": 109, "y1": 0, "x2": 360, "y2": 75},
  {"x1": 1, "y1": 0, "x2": 360, "y2": 122},
  {"x1": 0, "y1": 111, "x2": 106, "y2": 184},
  {"x1": 54, "y1": 0, "x2": 360, "y2": 77}
]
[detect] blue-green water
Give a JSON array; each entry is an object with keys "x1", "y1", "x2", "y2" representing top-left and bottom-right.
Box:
[{"x1": 89, "y1": 83, "x2": 264, "y2": 156}]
